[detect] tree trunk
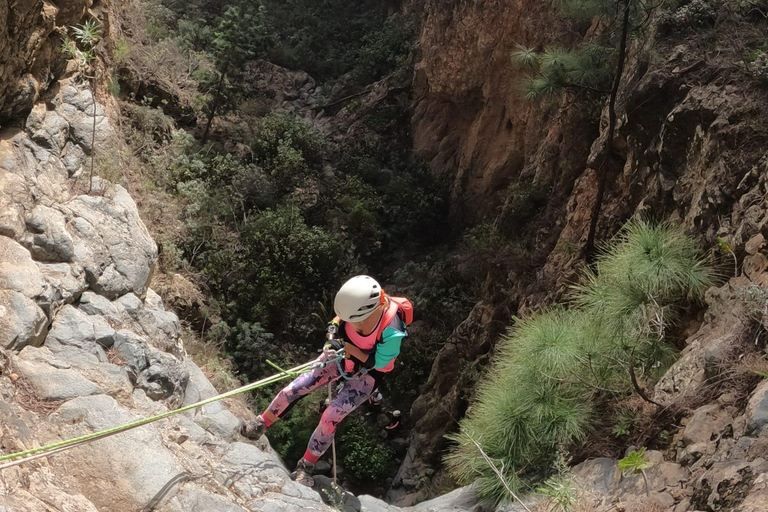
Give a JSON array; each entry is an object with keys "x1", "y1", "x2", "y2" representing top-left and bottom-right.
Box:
[
  {"x1": 584, "y1": 0, "x2": 632, "y2": 260},
  {"x1": 202, "y1": 64, "x2": 229, "y2": 144}
]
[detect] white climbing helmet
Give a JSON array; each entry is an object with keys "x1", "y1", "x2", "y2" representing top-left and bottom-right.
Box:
[{"x1": 334, "y1": 276, "x2": 383, "y2": 323}]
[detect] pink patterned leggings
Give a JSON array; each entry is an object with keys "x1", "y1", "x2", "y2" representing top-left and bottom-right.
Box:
[{"x1": 262, "y1": 355, "x2": 376, "y2": 463}]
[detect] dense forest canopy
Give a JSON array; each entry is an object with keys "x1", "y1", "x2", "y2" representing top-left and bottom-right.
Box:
[{"x1": 116, "y1": 0, "x2": 480, "y2": 478}]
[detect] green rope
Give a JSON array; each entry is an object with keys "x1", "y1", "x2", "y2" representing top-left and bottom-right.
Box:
[
  {"x1": 265, "y1": 359, "x2": 302, "y2": 378},
  {"x1": 0, "y1": 358, "x2": 319, "y2": 470}
]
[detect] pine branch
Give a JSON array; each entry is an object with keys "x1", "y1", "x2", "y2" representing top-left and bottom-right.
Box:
[{"x1": 628, "y1": 363, "x2": 662, "y2": 407}]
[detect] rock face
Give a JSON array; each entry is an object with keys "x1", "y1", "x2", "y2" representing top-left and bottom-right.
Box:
[
  {"x1": 398, "y1": 0, "x2": 768, "y2": 501},
  {"x1": 410, "y1": 0, "x2": 594, "y2": 224},
  {"x1": 0, "y1": 0, "x2": 90, "y2": 124},
  {"x1": 0, "y1": 5, "x2": 337, "y2": 505},
  {"x1": 0, "y1": 66, "x2": 346, "y2": 510}
]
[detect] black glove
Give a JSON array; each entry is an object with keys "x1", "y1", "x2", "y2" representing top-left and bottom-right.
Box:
[{"x1": 324, "y1": 320, "x2": 343, "y2": 354}]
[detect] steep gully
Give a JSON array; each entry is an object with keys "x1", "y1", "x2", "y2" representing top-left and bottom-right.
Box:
[
  {"x1": 3, "y1": 0, "x2": 768, "y2": 511},
  {"x1": 390, "y1": 0, "x2": 768, "y2": 508}
]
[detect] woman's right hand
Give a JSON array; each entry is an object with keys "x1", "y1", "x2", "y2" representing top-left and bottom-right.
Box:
[{"x1": 322, "y1": 345, "x2": 337, "y2": 360}]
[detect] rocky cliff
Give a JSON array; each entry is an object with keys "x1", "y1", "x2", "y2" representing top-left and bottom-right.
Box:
[
  {"x1": 393, "y1": 0, "x2": 768, "y2": 508},
  {"x1": 0, "y1": 69, "x2": 336, "y2": 512}
]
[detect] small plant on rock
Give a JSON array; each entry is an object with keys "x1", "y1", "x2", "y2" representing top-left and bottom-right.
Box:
[
  {"x1": 618, "y1": 448, "x2": 652, "y2": 495},
  {"x1": 536, "y1": 454, "x2": 580, "y2": 512},
  {"x1": 61, "y1": 19, "x2": 103, "y2": 194}
]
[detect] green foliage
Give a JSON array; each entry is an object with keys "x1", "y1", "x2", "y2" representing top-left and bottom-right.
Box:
[
  {"x1": 514, "y1": 0, "x2": 665, "y2": 101},
  {"x1": 512, "y1": 44, "x2": 540, "y2": 69},
  {"x1": 618, "y1": 448, "x2": 652, "y2": 474},
  {"x1": 611, "y1": 409, "x2": 634, "y2": 438},
  {"x1": 352, "y1": 14, "x2": 418, "y2": 84},
  {"x1": 518, "y1": 45, "x2": 614, "y2": 100},
  {"x1": 445, "y1": 220, "x2": 713, "y2": 503},
  {"x1": 107, "y1": 75, "x2": 121, "y2": 98},
  {"x1": 498, "y1": 180, "x2": 548, "y2": 236},
  {"x1": 363, "y1": 104, "x2": 406, "y2": 132},
  {"x1": 322, "y1": 175, "x2": 382, "y2": 253},
  {"x1": 253, "y1": 113, "x2": 326, "y2": 192},
  {"x1": 748, "y1": 51, "x2": 768, "y2": 82},
  {"x1": 537, "y1": 475, "x2": 579, "y2": 512},
  {"x1": 226, "y1": 320, "x2": 276, "y2": 378},
  {"x1": 382, "y1": 162, "x2": 448, "y2": 245},
  {"x1": 123, "y1": 102, "x2": 176, "y2": 135},
  {"x1": 264, "y1": 0, "x2": 393, "y2": 83},
  {"x1": 201, "y1": 2, "x2": 272, "y2": 141},
  {"x1": 192, "y1": 205, "x2": 348, "y2": 335},
  {"x1": 177, "y1": 18, "x2": 214, "y2": 51},
  {"x1": 212, "y1": 4, "x2": 271, "y2": 72},
  {"x1": 72, "y1": 20, "x2": 103, "y2": 48},
  {"x1": 338, "y1": 415, "x2": 394, "y2": 482},
  {"x1": 659, "y1": 0, "x2": 720, "y2": 30},
  {"x1": 393, "y1": 260, "x2": 474, "y2": 327},
  {"x1": 113, "y1": 37, "x2": 131, "y2": 64},
  {"x1": 62, "y1": 20, "x2": 102, "y2": 67},
  {"x1": 143, "y1": 0, "x2": 176, "y2": 41},
  {"x1": 733, "y1": 0, "x2": 768, "y2": 18},
  {"x1": 574, "y1": 220, "x2": 713, "y2": 302}
]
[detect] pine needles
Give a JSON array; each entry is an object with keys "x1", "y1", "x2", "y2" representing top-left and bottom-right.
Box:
[
  {"x1": 445, "y1": 220, "x2": 714, "y2": 504},
  {"x1": 516, "y1": 45, "x2": 615, "y2": 100}
]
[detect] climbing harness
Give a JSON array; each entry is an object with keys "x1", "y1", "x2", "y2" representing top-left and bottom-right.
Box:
[
  {"x1": 336, "y1": 357, "x2": 367, "y2": 381},
  {"x1": 0, "y1": 356, "x2": 327, "y2": 471}
]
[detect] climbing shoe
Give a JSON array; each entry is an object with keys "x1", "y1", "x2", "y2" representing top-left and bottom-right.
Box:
[
  {"x1": 240, "y1": 416, "x2": 267, "y2": 439},
  {"x1": 292, "y1": 458, "x2": 315, "y2": 488}
]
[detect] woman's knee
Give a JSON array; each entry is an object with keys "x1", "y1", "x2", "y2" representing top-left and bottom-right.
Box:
[{"x1": 319, "y1": 405, "x2": 347, "y2": 430}]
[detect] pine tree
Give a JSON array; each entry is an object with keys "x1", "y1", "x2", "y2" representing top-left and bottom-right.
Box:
[
  {"x1": 445, "y1": 220, "x2": 713, "y2": 504},
  {"x1": 201, "y1": 3, "x2": 271, "y2": 143}
]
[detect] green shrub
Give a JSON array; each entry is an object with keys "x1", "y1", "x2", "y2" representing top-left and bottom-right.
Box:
[
  {"x1": 177, "y1": 18, "x2": 214, "y2": 51},
  {"x1": 190, "y1": 205, "x2": 351, "y2": 353},
  {"x1": 383, "y1": 164, "x2": 448, "y2": 245},
  {"x1": 381, "y1": 327, "x2": 447, "y2": 409},
  {"x1": 352, "y1": 14, "x2": 418, "y2": 84},
  {"x1": 659, "y1": 0, "x2": 720, "y2": 30},
  {"x1": 263, "y1": 0, "x2": 390, "y2": 83},
  {"x1": 392, "y1": 259, "x2": 474, "y2": 327},
  {"x1": 322, "y1": 175, "x2": 382, "y2": 254},
  {"x1": 123, "y1": 103, "x2": 175, "y2": 137},
  {"x1": 445, "y1": 219, "x2": 714, "y2": 503},
  {"x1": 515, "y1": 44, "x2": 615, "y2": 100},
  {"x1": 253, "y1": 113, "x2": 326, "y2": 192},
  {"x1": 226, "y1": 320, "x2": 277, "y2": 378},
  {"x1": 113, "y1": 37, "x2": 131, "y2": 63},
  {"x1": 335, "y1": 134, "x2": 388, "y2": 186},
  {"x1": 338, "y1": 414, "x2": 394, "y2": 482}
]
